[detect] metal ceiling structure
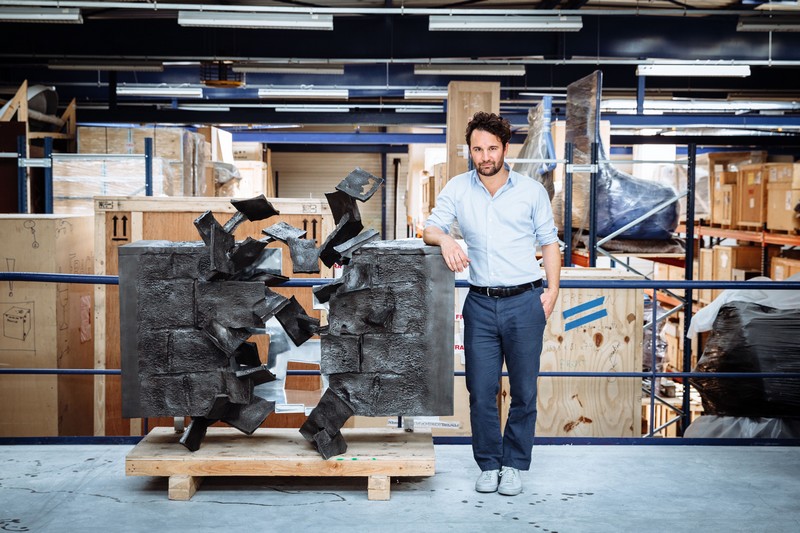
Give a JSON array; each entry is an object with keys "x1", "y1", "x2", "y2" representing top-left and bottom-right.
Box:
[{"x1": 1, "y1": 1, "x2": 799, "y2": 135}]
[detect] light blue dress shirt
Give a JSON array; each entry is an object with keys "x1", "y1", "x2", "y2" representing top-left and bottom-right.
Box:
[{"x1": 424, "y1": 167, "x2": 558, "y2": 287}]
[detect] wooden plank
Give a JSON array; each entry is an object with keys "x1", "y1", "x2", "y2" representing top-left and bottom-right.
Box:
[
  {"x1": 94, "y1": 196, "x2": 332, "y2": 216},
  {"x1": 168, "y1": 475, "x2": 203, "y2": 501},
  {"x1": 368, "y1": 475, "x2": 391, "y2": 501},
  {"x1": 126, "y1": 427, "x2": 435, "y2": 478}
]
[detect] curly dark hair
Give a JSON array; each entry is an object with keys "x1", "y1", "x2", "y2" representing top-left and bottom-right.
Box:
[{"x1": 465, "y1": 112, "x2": 511, "y2": 147}]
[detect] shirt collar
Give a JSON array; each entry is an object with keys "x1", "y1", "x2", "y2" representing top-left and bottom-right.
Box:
[{"x1": 470, "y1": 163, "x2": 516, "y2": 190}]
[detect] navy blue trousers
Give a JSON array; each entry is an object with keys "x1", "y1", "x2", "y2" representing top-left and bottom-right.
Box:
[{"x1": 463, "y1": 287, "x2": 546, "y2": 471}]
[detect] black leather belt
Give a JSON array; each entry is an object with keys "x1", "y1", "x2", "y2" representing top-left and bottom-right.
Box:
[{"x1": 469, "y1": 279, "x2": 542, "y2": 298}]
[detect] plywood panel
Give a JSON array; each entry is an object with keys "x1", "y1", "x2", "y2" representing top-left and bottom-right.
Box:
[
  {"x1": 532, "y1": 268, "x2": 644, "y2": 437},
  {"x1": 0, "y1": 215, "x2": 94, "y2": 437},
  {"x1": 445, "y1": 81, "x2": 500, "y2": 184}
]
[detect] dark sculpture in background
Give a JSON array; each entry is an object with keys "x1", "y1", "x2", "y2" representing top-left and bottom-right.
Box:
[{"x1": 119, "y1": 168, "x2": 454, "y2": 458}]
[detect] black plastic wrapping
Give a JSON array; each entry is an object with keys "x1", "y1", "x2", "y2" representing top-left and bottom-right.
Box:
[{"x1": 690, "y1": 301, "x2": 800, "y2": 417}]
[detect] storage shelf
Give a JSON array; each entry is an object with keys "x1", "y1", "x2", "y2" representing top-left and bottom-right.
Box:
[{"x1": 677, "y1": 224, "x2": 800, "y2": 247}]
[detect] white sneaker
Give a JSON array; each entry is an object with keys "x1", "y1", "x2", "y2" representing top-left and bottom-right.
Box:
[
  {"x1": 498, "y1": 466, "x2": 522, "y2": 496},
  {"x1": 475, "y1": 469, "x2": 500, "y2": 493}
]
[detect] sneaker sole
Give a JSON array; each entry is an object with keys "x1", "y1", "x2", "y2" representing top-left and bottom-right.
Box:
[
  {"x1": 498, "y1": 486, "x2": 522, "y2": 496},
  {"x1": 475, "y1": 486, "x2": 499, "y2": 493}
]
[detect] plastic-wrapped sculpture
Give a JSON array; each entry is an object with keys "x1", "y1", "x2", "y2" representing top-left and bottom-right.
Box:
[
  {"x1": 120, "y1": 167, "x2": 454, "y2": 458},
  {"x1": 512, "y1": 95, "x2": 557, "y2": 201},
  {"x1": 552, "y1": 71, "x2": 679, "y2": 241},
  {"x1": 690, "y1": 301, "x2": 800, "y2": 418}
]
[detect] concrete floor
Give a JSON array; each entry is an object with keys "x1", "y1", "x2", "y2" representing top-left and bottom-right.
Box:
[{"x1": 1, "y1": 443, "x2": 798, "y2": 533}]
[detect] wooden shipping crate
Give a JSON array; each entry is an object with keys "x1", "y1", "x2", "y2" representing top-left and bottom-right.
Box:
[
  {"x1": 93, "y1": 196, "x2": 335, "y2": 437},
  {"x1": 771, "y1": 257, "x2": 800, "y2": 280},
  {"x1": 232, "y1": 142, "x2": 264, "y2": 161},
  {"x1": 712, "y1": 183, "x2": 737, "y2": 226},
  {"x1": 501, "y1": 268, "x2": 644, "y2": 438},
  {"x1": 766, "y1": 168, "x2": 800, "y2": 232},
  {"x1": 232, "y1": 160, "x2": 268, "y2": 198},
  {"x1": 707, "y1": 151, "x2": 766, "y2": 225},
  {"x1": 668, "y1": 264, "x2": 686, "y2": 298},
  {"x1": 641, "y1": 395, "x2": 703, "y2": 437},
  {"x1": 737, "y1": 164, "x2": 766, "y2": 228},
  {"x1": 698, "y1": 248, "x2": 715, "y2": 304},
  {"x1": 76, "y1": 126, "x2": 108, "y2": 154},
  {"x1": 765, "y1": 162, "x2": 799, "y2": 188},
  {"x1": 712, "y1": 245, "x2": 762, "y2": 300},
  {"x1": 0, "y1": 215, "x2": 94, "y2": 437}
]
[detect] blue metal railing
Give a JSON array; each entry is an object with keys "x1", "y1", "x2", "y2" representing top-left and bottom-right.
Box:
[{"x1": 1, "y1": 272, "x2": 798, "y2": 445}]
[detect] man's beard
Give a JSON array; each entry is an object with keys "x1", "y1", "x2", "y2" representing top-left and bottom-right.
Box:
[{"x1": 476, "y1": 159, "x2": 503, "y2": 177}]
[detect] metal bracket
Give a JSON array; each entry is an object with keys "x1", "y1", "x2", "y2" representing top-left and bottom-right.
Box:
[
  {"x1": 19, "y1": 157, "x2": 52, "y2": 168},
  {"x1": 566, "y1": 164, "x2": 598, "y2": 173}
]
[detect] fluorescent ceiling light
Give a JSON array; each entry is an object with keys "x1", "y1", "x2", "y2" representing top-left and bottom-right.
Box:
[
  {"x1": 49, "y1": 60, "x2": 164, "y2": 72},
  {"x1": 0, "y1": 7, "x2": 82, "y2": 23},
  {"x1": 415, "y1": 64, "x2": 526, "y2": 76},
  {"x1": 396, "y1": 105, "x2": 444, "y2": 113},
  {"x1": 116, "y1": 85, "x2": 204, "y2": 97},
  {"x1": 176, "y1": 104, "x2": 231, "y2": 112},
  {"x1": 404, "y1": 89, "x2": 448, "y2": 99},
  {"x1": 258, "y1": 88, "x2": 348, "y2": 99},
  {"x1": 233, "y1": 63, "x2": 344, "y2": 75},
  {"x1": 429, "y1": 15, "x2": 582, "y2": 32},
  {"x1": 636, "y1": 64, "x2": 751, "y2": 77},
  {"x1": 275, "y1": 104, "x2": 350, "y2": 113},
  {"x1": 601, "y1": 98, "x2": 800, "y2": 114},
  {"x1": 737, "y1": 16, "x2": 800, "y2": 32},
  {"x1": 178, "y1": 11, "x2": 333, "y2": 30}
]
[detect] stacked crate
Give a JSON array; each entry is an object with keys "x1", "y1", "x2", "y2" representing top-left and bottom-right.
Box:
[
  {"x1": 707, "y1": 151, "x2": 766, "y2": 227},
  {"x1": 737, "y1": 163, "x2": 767, "y2": 229},
  {"x1": 766, "y1": 163, "x2": 800, "y2": 233}
]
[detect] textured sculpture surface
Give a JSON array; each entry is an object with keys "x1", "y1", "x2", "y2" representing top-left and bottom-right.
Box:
[
  {"x1": 120, "y1": 168, "x2": 454, "y2": 458},
  {"x1": 302, "y1": 240, "x2": 454, "y2": 458}
]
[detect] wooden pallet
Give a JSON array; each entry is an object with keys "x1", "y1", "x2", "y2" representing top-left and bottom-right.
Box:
[{"x1": 126, "y1": 427, "x2": 435, "y2": 501}]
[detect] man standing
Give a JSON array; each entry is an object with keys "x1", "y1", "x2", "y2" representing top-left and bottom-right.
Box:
[{"x1": 423, "y1": 111, "x2": 561, "y2": 496}]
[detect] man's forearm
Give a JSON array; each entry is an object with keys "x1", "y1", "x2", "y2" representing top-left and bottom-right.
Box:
[
  {"x1": 423, "y1": 225, "x2": 448, "y2": 246},
  {"x1": 541, "y1": 242, "x2": 561, "y2": 292}
]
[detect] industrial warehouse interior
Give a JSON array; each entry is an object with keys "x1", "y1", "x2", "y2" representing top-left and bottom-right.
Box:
[{"x1": 1, "y1": 1, "x2": 799, "y2": 531}]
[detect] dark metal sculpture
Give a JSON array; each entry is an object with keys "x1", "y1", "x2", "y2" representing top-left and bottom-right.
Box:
[
  {"x1": 120, "y1": 168, "x2": 454, "y2": 459},
  {"x1": 303, "y1": 240, "x2": 455, "y2": 458}
]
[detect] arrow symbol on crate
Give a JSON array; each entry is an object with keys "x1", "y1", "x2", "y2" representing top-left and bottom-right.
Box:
[
  {"x1": 121, "y1": 216, "x2": 128, "y2": 237},
  {"x1": 563, "y1": 296, "x2": 608, "y2": 332}
]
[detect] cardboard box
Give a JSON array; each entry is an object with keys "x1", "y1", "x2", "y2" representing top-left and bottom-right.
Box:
[
  {"x1": 771, "y1": 257, "x2": 800, "y2": 280},
  {"x1": 713, "y1": 245, "x2": 762, "y2": 300},
  {"x1": 766, "y1": 180, "x2": 800, "y2": 233},
  {"x1": 712, "y1": 183, "x2": 737, "y2": 226},
  {"x1": 232, "y1": 142, "x2": 264, "y2": 161},
  {"x1": 707, "y1": 151, "x2": 766, "y2": 224},
  {"x1": 765, "y1": 162, "x2": 799, "y2": 188},
  {"x1": 668, "y1": 264, "x2": 686, "y2": 298},
  {"x1": 737, "y1": 164, "x2": 766, "y2": 228}
]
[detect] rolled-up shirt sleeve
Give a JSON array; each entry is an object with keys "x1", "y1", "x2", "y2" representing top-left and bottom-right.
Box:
[
  {"x1": 424, "y1": 179, "x2": 457, "y2": 234},
  {"x1": 532, "y1": 184, "x2": 559, "y2": 247}
]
